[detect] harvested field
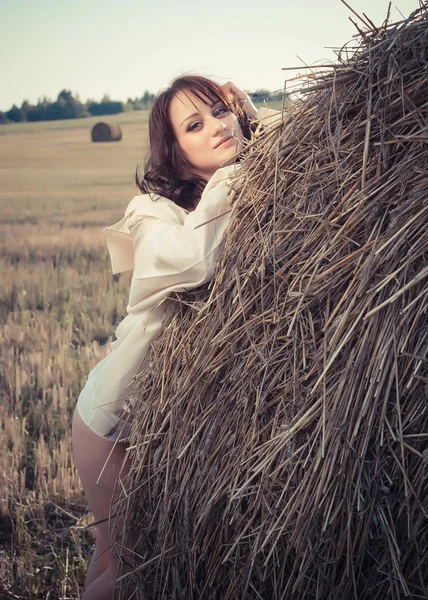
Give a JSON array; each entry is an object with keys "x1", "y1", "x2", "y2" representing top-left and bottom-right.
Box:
[{"x1": 0, "y1": 110, "x2": 147, "y2": 599}]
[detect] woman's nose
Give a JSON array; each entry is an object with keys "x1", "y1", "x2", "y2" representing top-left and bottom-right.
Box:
[{"x1": 208, "y1": 115, "x2": 227, "y2": 135}]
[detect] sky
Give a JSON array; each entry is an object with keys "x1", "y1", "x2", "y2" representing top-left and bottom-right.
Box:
[{"x1": 0, "y1": 0, "x2": 421, "y2": 111}]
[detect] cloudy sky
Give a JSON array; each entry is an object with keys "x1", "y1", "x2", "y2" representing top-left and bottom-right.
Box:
[{"x1": 0, "y1": 0, "x2": 420, "y2": 111}]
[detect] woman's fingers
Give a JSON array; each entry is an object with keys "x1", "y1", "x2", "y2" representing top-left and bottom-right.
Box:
[
  {"x1": 222, "y1": 81, "x2": 258, "y2": 118},
  {"x1": 222, "y1": 81, "x2": 242, "y2": 97}
]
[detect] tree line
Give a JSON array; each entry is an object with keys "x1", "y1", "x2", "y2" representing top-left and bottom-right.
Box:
[
  {"x1": 0, "y1": 89, "x2": 156, "y2": 124},
  {"x1": 0, "y1": 88, "x2": 282, "y2": 125}
]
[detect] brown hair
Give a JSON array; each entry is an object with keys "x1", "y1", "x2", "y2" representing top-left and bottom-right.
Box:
[{"x1": 135, "y1": 75, "x2": 256, "y2": 211}]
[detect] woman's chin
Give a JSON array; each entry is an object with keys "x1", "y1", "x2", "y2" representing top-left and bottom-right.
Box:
[{"x1": 219, "y1": 144, "x2": 242, "y2": 164}]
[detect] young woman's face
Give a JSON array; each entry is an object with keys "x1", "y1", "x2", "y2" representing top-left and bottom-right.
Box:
[{"x1": 169, "y1": 89, "x2": 244, "y2": 180}]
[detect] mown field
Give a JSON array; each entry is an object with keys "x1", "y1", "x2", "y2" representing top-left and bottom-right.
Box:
[
  {"x1": 0, "y1": 110, "x2": 147, "y2": 599},
  {"x1": 0, "y1": 101, "x2": 282, "y2": 599}
]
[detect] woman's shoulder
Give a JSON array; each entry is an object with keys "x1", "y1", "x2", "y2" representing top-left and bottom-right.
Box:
[
  {"x1": 122, "y1": 164, "x2": 241, "y2": 225},
  {"x1": 124, "y1": 192, "x2": 188, "y2": 224},
  {"x1": 124, "y1": 192, "x2": 185, "y2": 216}
]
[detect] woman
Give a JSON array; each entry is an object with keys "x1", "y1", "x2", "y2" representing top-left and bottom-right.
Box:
[{"x1": 72, "y1": 74, "x2": 280, "y2": 599}]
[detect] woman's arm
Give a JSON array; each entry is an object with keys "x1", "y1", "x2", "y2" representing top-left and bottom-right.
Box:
[{"x1": 124, "y1": 165, "x2": 239, "y2": 313}]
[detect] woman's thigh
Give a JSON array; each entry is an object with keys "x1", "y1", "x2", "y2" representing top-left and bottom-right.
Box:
[{"x1": 72, "y1": 408, "x2": 131, "y2": 559}]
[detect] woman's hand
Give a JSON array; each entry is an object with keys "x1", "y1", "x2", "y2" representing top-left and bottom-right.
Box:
[{"x1": 222, "y1": 81, "x2": 258, "y2": 119}]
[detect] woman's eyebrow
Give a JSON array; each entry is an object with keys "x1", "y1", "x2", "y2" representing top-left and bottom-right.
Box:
[{"x1": 180, "y1": 100, "x2": 221, "y2": 127}]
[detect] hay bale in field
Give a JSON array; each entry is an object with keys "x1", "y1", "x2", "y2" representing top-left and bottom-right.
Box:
[
  {"x1": 114, "y1": 6, "x2": 428, "y2": 599},
  {"x1": 91, "y1": 121, "x2": 122, "y2": 142}
]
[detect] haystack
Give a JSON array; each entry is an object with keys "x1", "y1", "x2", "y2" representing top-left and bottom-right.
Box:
[
  {"x1": 91, "y1": 121, "x2": 122, "y2": 142},
  {"x1": 113, "y1": 5, "x2": 428, "y2": 599}
]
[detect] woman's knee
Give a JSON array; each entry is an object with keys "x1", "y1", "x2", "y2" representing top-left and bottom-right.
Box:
[{"x1": 72, "y1": 408, "x2": 130, "y2": 496}]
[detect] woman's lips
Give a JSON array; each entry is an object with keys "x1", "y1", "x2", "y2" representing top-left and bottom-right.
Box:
[{"x1": 215, "y1": 136, "x2": 233, "y2": 148}]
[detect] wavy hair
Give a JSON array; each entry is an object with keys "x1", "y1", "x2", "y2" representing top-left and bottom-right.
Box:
[{"x1": 135, "y1": 75, "x2": 257, "y2": 211}]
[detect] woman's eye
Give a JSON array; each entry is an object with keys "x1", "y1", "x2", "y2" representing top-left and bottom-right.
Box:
[{"x1": 187, "y1": 107, "x2": 230, "y2": 132}]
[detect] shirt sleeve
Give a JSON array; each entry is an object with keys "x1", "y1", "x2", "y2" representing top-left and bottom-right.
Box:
[{"x1": 124, "y1": 164, "x2": 239, "y2": 313}]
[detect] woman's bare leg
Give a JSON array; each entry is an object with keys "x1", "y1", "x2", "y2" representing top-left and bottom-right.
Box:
[
  {"x1": 72, "y1": 408, "x2": 131, "y2": 599},
  {"x1": 85, "y1": 533, "x2": 109, "y2": 587},
  {"x1": 80, "y1": 568, "x2": 119, "y2": 600}
]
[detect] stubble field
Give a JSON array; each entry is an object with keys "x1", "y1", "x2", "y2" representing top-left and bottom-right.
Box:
[{"x1": 0, "y1": 110, "x2": 147, "y2": 599}]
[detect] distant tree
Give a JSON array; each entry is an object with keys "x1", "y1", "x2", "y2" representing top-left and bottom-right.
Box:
[
  {"x1": 250, "y1": 88, "x2": 290, "y2": 104},
  {"x1": 58, "y1": 89, "x2": 74, "y2": 103},
  {"x1": 142, "y1": 90, "x2": 154, "y2": 109},
  {"x1": 0, "y1": 88, "x2": 155, "y2": 125},
  {"x1": 48, "y1": 89, "x2": 87, "y2": 120},
  {"x1": 20, "y1": 99, "x2": 33, "y2": 120},
  {"x1": 87, "y1": 97, "x2": 124, "y2": 116},
  {"x1": 252, "y1": 89, "x2": 272, "y2": 102},
  {"x1": 27, "y1": 99, "x2": 50, "y2": 121},
  {"x1": 87, "y1": 101, "x2": 99, "y2": 116},
  {"x1": 124, "y1": 97, "x2": 140, "y2": 111},
  {"x1": 20, "y1": 90, "x2": 87, "y2": 122},
  {"x1": 5, "y1": 104, "x2": 23, "y2": 122}
]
